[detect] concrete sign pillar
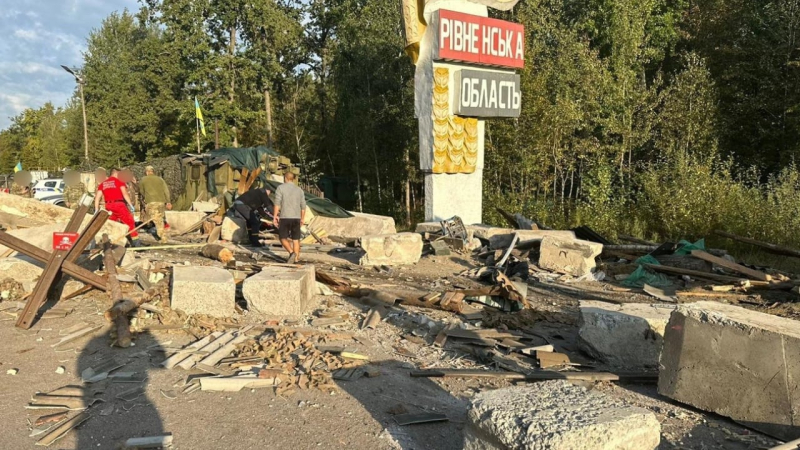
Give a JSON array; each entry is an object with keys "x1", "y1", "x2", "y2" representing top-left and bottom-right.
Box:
[{"x1": 401, "y1": 0, "x2": 523, "y2": 224}]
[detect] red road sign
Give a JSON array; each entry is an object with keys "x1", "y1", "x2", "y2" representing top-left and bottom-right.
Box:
[
  {"x1": 433, "y1": 10, "x2": 524, "y2": 69},
  {"x1": 53, "y1": 232, "x2": 79, "y2": 251}
]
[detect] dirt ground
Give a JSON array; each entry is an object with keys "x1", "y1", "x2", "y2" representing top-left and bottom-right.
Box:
[{"x1": 0, "y1": 243, "x2": 788, "y2": 449}]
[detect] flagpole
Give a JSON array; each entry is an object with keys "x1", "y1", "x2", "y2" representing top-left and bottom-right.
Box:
[{"x1": 196, "y1": 116, "x2": 201, "y2": 153}]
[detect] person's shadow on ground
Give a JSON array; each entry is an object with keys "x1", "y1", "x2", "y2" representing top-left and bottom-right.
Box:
[{"x1": 76, "y1": 330, "x2": 165, "y2": 449}]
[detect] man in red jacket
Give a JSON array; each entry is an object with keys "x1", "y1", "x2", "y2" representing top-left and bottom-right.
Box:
[{"x1": 94, "y1": 167, "x2": 142, "y2": 247}]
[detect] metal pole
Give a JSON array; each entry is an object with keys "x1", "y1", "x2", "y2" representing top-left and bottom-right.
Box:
[
  {"x1": 196, "y1": 117, "x2": 201, "y2": 153},
  {"x1": 79, "y1": 82, "x2": 89, "y2": 160}
]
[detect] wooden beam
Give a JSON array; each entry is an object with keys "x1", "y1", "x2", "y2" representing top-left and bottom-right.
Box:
[
  {"x1": 0, "y1": 232, "x2": 107, "y2": 290},
  {"x1": 237, "y1": 168, "x2": 249, "y2": 195},
  {"x1": 690, "y1": 249, "x2": 770, "y2": 281},
  {"x1": 104, "y1": 278, "x2": 169, "y2": 322},
  {"x1": 643, "y1": 263, "x2": 755, "y2": 284},
  {"x1": 102, "y1": 236, "x2": 131, "y2": 348},
  {"x1": 715, "y1": 230, "x2": 800, "y2": 258},
  {"x1": 16, "y1": 205, "x2": 89, "y2": 329},
  {"x1": 243, "y1": 167, "x2": 262, "y2": 191},
  {"x1": 410, "y1": 369, "x2": 657, "y2": 383}
]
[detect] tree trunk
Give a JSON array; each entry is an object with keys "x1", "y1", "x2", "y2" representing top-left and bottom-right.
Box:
[
  {"x1": 404, "y1": 146, "x2": 411, "y2": 227},
  {"x1": 229, "y1": 25, "x2": 238, "y2": 148},
  {"x1": 264, "y1": 89, "x2": 273, "y2": 148},
  {"x1": 355, "y1": 142, "x2": 363, "y2": 212}
]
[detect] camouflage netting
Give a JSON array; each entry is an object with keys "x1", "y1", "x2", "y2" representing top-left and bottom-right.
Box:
[{"x1": 127, "y1": 155, "x2": 187, "y2": 199}]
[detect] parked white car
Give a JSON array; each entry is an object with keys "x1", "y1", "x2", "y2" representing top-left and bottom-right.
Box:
[
  {"x1": 40, "y1": 194, "x2": 67, "y2": 208},
  {"x1": 32, "y1": 178, "x2": 65, "y2": 200}
]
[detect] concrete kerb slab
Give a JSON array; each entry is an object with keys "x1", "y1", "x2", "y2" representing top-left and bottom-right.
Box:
[
  {"x1": 170, "y1": 266, "x2": 235, "y2": 317},
  {"x1": 463, "y1": 380, "x2": 660, "y2": 450},
  {"x1": 659, "y1": 301, "x2": 800, "y2": 441},
  {"x1": 579, "y1": 301, "x2": 674, "y2": 370},
  {"x1": 242, "y1": 265, "x2": 316, "y2": 316}
]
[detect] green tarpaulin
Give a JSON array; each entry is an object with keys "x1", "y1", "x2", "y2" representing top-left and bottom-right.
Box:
[
  {"x1": 622, "y1": 239, "x2": 708, "y2": 288},
  {"x1": 205, "y1": 146, "x2": 352, "y2": 219}
]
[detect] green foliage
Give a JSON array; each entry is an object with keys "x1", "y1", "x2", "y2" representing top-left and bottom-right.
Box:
[{"x1": 2, "y1": 0, "x2": 800, "y2": 252}]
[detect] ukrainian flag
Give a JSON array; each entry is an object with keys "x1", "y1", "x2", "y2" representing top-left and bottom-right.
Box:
[
  {"x1": 14, "y1": 162, "x2": 21, "y2": 173},
  {"x1": 195, "y1": 97, "x2": 206, "y2": 137}
]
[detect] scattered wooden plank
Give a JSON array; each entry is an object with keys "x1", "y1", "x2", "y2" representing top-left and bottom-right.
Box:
[
  {"x1": 340, "y1": 352, "x2": 369, "y2": 360},
  {"x1": 34, "y1": 412, "x2": 68, "y2": 428},
  {"x1": 434, "y1": 323, "x2": 457, "y2": 348},
  {"x1": 199, "y1": 376, "x2": 278, "y2": 392},
  {"x1": 161, "y1": 332, "x2": 223, "y2": 369},
  {"x1": 520, "y1": 345, "x2": 554, "y2": 355},
  {"x1": 690, "y1": 249, "x2": 770, "y2": 281},
  {"x1": 643, "y1": 264, "x2": 752, "y2": 284},
  {"x1": 35, "y1": 411, "x2": 90, "y2": 446},
  {"x1": 535, "y1": 351, "x2": 571, "y2": 368},
  {"x1": 177, "y1": 330, "x2": 237, "y2": 370},
  {"x1": 715, "y1": 230, "x2": 800, "y2": 258},
  {"x1": 197, "y1": 327, "x2": 253, "y2": 367},
  {"x1": 51, "y1": 324, "x2": 102, "y2": 348},
  {"x1": 410, "y1": 369, "x2": 658, "y2": 383}
]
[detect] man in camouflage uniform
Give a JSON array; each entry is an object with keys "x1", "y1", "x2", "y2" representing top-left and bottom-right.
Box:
[
  {"x1": 63, "y1": 170, "x2": 86, "y2": 210},
  {"x1": 10, "y1": 171, "x2": 32, "y2": 198},
  {"x1": 139, "y1": 166, "x2": 172, "y2": 243}
]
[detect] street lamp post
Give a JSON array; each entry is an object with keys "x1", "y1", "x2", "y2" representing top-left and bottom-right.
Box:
[{"x1": 61, "y1": 65, "x2": 89, "y2": 161}]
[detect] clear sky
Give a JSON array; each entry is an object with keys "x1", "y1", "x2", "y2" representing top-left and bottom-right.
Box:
[{"x1": 0, "y1": 0, "x2": 139, "y2": 129}]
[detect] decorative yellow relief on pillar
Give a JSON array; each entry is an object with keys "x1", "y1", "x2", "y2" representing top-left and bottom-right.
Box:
[
  {"x1": 400, "y1": 0, "x2": 426, "y2": 64},
  {"x1": 432, "y1": 68, "x2": 479, "y2": 174}
]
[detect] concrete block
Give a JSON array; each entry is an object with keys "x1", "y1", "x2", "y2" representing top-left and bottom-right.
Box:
[
  {"x1": 221, "y1": 216, "x2": 248, "y2": 243},
  {"x1": 165, "y1": 211, "x2": 207, "y2": 234},
  {"x1": 464, "y1": 380, "x2": 660, "y2": 450},
  {"x1": 470, "y1": 224, "x2": 515, "y2": 241},
  {"x1": 488, "y1": 229, "x2": 577, "y2": 250},
  {"x1": 659, "y1": 301, "x2": 800, "y2": 440},
  {"x1": 579, "y1": 301, "x2": 674, "y2": 370},
  {"x1": 309, "y1": 212, "x2": 396, "y2": 238},
  {"x1": 414, "y1": 222, "x2": 443, "y2": 234},
  {"x1": 242, "y1": 265, "x2": 315, "y2": 316},
  {"x1": 0, "y1": 256, "x2": 44, "y2": 282},
  {"x1": 171, "y1": 266, "x2": 235, "y2": 317},
  {"x1": 538, "y1": 236, "x2": 603, "y2": 277},
  {"x1": 359, "y1": 233, "x2": 423, "y2": 266}
]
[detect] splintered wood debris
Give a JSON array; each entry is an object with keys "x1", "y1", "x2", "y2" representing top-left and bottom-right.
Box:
[{"x1": 162, "y1": 326, "x2": 368, "y2": 394}]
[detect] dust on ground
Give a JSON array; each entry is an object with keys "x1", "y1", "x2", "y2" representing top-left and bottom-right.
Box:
[{"x1": 0, "y1": 244, "x2": 785, "y2": 450}]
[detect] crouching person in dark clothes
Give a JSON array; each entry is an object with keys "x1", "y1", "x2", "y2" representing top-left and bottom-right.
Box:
[
  {"x1": 227, "y1": 186, "x2": 273, "y2": 247},
  {"x1": 273, "y1": 172, "x2": 306, "y2": 263}
]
